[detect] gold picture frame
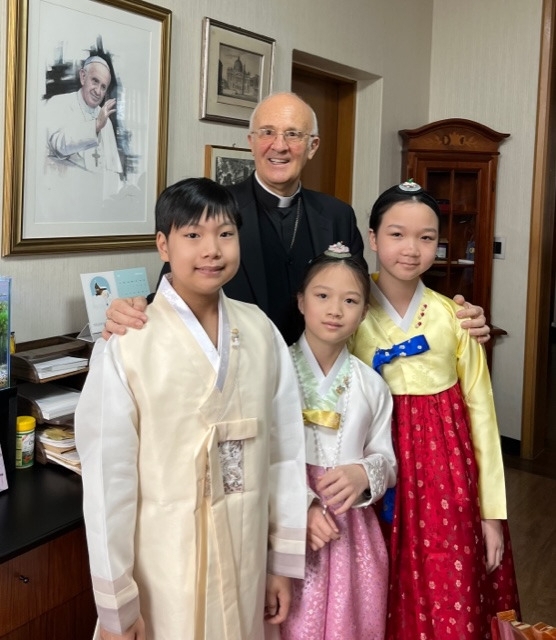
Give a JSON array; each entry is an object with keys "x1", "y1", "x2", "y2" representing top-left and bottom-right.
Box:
[
  {"x1": 204, "y1": 145, "x2": 255, "y2": 186},
  {"x1": 200, "y1": 18, "x2": 275, "y2": 126},
  {"x1": 2, "y1": 0, "x2": 172, "y2": 256}
]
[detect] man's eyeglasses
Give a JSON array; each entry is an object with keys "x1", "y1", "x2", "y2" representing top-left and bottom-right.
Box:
[{"x1": 250, "y1": 128, "x2": 317, "y2": 145}]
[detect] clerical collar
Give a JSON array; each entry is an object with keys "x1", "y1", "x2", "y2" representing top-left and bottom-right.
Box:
[
  {"x1": 254, "y1": 172, "x2": 301, "y2": 208},
  {"x1": 77, "y1": 90, "x2": 100, "y2": 117}
]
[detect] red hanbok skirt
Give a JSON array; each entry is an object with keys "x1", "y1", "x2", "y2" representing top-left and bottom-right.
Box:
[{"x1": 385, "y1": 383, "x2": 520, "y2": 640}]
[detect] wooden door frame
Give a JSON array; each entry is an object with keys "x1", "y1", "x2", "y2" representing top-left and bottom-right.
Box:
[
  {"x1": 522, "y1": 0, "x2": 556, "y2": 458},
  {"x1": 292, "y1": 63, "x2": 356, "y2": 204}
]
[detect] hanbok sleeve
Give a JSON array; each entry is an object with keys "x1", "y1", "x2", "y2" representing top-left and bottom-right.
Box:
[
  {"x1": 267, "y1": 324, "x2": 307, "y2": 580},
  {"x1": 349, "y1": 362, "x2": 397, "y2": 508},
  {"x1": 75, "y1": 337, "x2": 141, "y2": 635},
  {"x1": 453, "y1": 304, "x2": 507, "y2": 520}
]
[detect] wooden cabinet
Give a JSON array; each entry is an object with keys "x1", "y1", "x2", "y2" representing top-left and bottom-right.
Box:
[
  {"x1": 0, "y1": 526, "x2": 96, "y2": 639},
  {"x1": 399, "y1": 119, "x2": 509, "y2": 325},
  {"x1": 0, "y1": 336, "x2": 95, "y2": 638}
]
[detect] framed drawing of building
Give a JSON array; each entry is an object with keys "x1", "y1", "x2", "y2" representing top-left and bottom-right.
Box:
[{"x1": 200, "y1": 18, "x2": 275, "y2": 126}]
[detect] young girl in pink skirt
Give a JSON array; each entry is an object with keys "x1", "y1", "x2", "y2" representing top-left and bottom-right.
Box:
[{"x1": 281, "y1": 244, "x2": 397, "y2": 640}]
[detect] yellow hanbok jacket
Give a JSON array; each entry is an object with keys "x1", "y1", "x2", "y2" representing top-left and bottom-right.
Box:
[{"x1": 351, "y1": 278, "x2": 506, "y2": 520}]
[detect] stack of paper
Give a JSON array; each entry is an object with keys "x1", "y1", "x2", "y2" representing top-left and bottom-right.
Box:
[
  {"x1": 36, "y1": 441, "x2": 81, "y2": 475},
  {"x1": 33, "y1": 356, "x2": 88, "y2": 380},
  {"x1": 37, "y1": 426, "x2": 76, "y2": 453},
  {"x1": 18, "y1": 383, "x2": 81, "y2": 420},
  {"x1": 35, "y1": 426, "x2": 81, "y2": 475}
]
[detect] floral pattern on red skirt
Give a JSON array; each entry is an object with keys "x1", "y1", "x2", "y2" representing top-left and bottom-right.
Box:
[{"x1": 385, "y1": 383, "x2": 520, "y2": 640}]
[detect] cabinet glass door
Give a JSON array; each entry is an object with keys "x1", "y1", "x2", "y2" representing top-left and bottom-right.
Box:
[{"x1": 414, "y1": 162, "x2": 484, "y2": 305}]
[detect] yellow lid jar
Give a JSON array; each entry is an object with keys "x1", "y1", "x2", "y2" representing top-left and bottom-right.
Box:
[{"x1": 16, "y1": 415, "x2": 36, "y2": 469}]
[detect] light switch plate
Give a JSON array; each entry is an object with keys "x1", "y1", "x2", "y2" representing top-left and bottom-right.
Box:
[{"x1": 493, "y1": 236, "x2": 506, "y2": 259}]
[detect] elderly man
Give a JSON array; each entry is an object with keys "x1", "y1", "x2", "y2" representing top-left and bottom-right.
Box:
[
  {"x1": 105, "y1": 92, "x2": 488, "y2": 343},
  {"x1": 45, "y1": 55, "x2": 122, "y2": 186},
  {"x1": 223, "y1": 92, "x2": 365, "y2": 343}
]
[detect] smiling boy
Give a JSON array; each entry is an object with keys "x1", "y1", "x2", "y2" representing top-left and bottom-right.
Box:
[{"x1": 76, "y1": 178, "x2": 307, "y2": 640}]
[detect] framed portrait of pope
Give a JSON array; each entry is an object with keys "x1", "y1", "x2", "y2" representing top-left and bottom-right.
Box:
[{"x1": 2, "y1": 0, "x2": 171, "y2": 255}]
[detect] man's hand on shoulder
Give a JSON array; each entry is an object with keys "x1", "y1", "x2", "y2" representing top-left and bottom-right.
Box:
[
  {"x1": 102, "y1": 296, "x2": 149, "y2": 341},
  {"x1": 453, "y1": 294, "x2": 490, "y2": 344}
]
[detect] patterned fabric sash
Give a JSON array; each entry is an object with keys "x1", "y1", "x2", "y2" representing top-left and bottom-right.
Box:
[{"x1": 372, "y1": 335, "x2": 430, "y2": 373}]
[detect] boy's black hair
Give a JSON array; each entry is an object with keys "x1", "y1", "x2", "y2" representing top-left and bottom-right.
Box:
[{"x1": 155, "y1": 177, "x2": 242, "y2": 236}]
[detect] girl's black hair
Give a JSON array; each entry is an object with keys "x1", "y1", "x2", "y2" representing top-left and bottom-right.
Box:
[
  {"x1": 369, "y1": 182, "x2": 441, "y2": 232},
  {"x1": 155, "y1": 177, "x2": 242, "y2": 236},
  {"x1": 298, "y1": 251, "x2": 370, "y2": 304}
]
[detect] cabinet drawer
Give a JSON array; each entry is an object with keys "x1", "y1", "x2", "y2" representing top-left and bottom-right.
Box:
[
  {"x1": 48, "y1": 526, "x2": 92, "y2": 608},
  {"x1": 0, "y1": 527, "x2": 93, "y2": 637},
  {"x1": 0, "y1": 546, "x2": 49, "y2": 636}
]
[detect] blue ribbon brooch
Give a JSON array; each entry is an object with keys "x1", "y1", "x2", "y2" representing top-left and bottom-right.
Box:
[{"x1": 372, "y1": 335, "x2": 430, "y2": 374}]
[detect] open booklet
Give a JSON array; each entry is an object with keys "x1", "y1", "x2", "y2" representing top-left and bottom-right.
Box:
[{"x1": 78, "y1": 267, "x2": 151, "y2": 341}]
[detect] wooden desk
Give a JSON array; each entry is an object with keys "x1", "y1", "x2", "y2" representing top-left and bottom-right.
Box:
[{"x1": 0, "y1": 465, "x2": 96, "y2": 639}]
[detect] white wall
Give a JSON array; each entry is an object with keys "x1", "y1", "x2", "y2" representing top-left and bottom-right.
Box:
[
  {"x1": 429, "y1": 0, "x2": 543, "y2": 439},
  {"x1": 0, "y1": 0, "x2": 433, "y2": 342}
]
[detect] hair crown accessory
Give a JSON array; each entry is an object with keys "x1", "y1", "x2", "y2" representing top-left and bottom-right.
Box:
[
  {"x1": 398, "y1": 178, "x2": 422, "y2": 193},
  {"x1": 324, "y1": 242, "x2": 352, "y2": 258}
]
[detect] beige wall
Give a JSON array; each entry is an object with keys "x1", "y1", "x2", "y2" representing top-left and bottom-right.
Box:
[
  {"x1": 0, "y1": 0, "x2": 433, "y2": 342},
  {"x1": 1, "y1": 0, "x2": 540, "y2": 439},
  {"x1": 430, "y1": 0, "x2": 543, "y2": 439}
]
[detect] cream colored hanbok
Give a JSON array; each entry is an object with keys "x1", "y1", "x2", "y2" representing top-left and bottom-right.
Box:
[{"x1": 76, "y1": 277, "x2": 307, "y2": 640}]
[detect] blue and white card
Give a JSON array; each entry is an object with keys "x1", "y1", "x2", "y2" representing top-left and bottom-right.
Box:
[{"x1": 80, "y1": 267, "x2": 150, "y2": 339}]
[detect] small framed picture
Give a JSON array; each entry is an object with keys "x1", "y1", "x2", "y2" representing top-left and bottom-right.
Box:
[
  {"x1": 436, "y1": 240, "x2": 449, "y2": 261},
  {"x1": 205, "y1": 146, "x2": 255, "y2": 186},
  {"x1": 200, "y1": 18, "x2": 275, "y2": 125}
]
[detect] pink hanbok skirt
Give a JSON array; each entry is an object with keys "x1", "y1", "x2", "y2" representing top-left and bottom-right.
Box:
[{"x1": 280, "y1": 463, "x2": 388, "y2": 640}]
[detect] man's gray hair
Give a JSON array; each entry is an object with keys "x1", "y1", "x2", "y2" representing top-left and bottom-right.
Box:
[{"x1": 249, "y1": 92, "x2": 319, "y2": 136}]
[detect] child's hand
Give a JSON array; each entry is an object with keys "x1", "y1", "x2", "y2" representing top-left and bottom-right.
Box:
[
  {"x1": 100, "y1": 615, "x2": 146, "y2": 639},
  {"x1": 307, "y1": 502, "x2": 340, "y2": 551},
  {"x1": 316, "y1": 464, "x2": 369, "y2": 515},
  {"x1": 482, "y1": 518, "x2": 504, "y2": 573},
  {"x1": 265, "y1": 574, "x2": 291, "y2": 624}
]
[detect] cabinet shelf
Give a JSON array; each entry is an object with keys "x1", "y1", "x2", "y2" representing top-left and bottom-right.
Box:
[
  {"x1": 11, "y1": 336, "x2": 91, "y2": 432},
  {"x1": 11, "y1": 336, "x2": 90, "y2": 385},
  {"x1": 399, "y1": 118, "x2": 510, "y2": 368}
]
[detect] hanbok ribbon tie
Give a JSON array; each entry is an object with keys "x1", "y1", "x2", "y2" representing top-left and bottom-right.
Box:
[
  {"x1": 372, "y1": 335, "x2": 430, "y2": 373},
  {"x1": 302, "y1": 409, "x2": 341, "y2": 430}
]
